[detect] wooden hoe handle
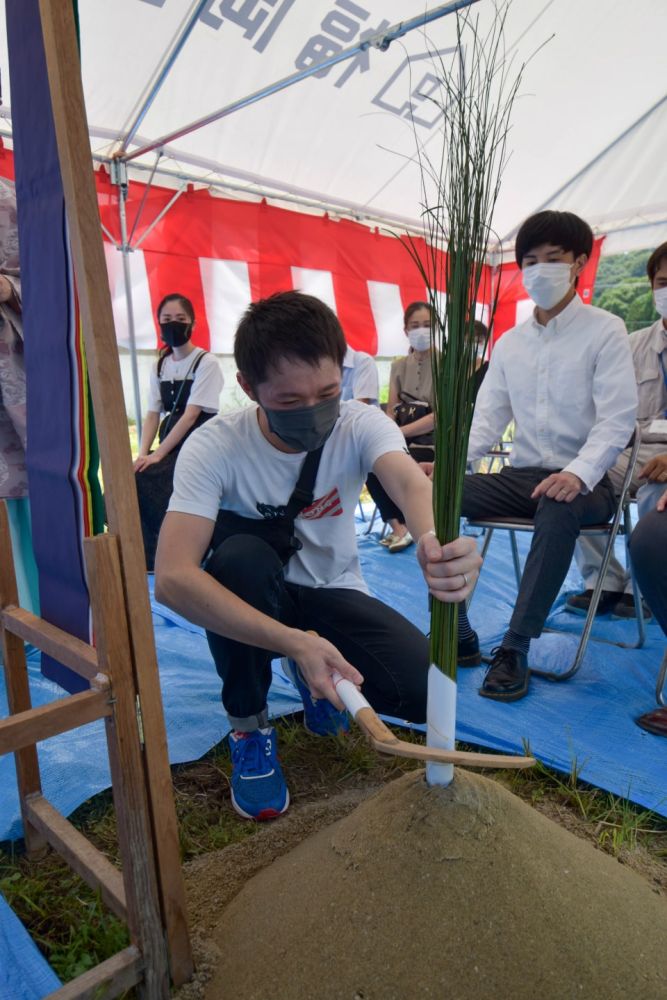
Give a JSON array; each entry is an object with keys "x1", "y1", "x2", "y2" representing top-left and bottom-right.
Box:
[{"x1": 303, "y1": 633, "x2": 534, "y2": 770}]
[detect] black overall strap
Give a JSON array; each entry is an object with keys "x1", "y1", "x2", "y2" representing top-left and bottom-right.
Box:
[
  {"x1": 160, "y1": 349, "x2": 208, "y2": 438},
  {"x1": 283, "y1": 445, "x2": 324, "y2": 521}
]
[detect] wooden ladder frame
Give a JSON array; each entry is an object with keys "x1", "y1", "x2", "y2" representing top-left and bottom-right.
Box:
[
  {"x1": 0, "y1": 0, "x2": 195, "y2": 994},
  {"x1": 0, "y1": 504, "x2": 171, "y2": 998}
]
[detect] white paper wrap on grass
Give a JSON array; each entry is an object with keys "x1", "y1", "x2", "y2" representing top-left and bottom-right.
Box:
[{"x1": 426, "y1": 665, "x2": 456, "y2": 787}]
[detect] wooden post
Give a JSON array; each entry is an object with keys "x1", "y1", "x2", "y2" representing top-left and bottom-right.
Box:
[
  {"x1": 36, "y1": 0, "x2": 193, "y2": 982},
  {"x1": 85, "y1": 533, "x2": 170, "y2": 1000},
  {"x1": 0, "y1": 502, "x2": 46, "y2": 857}
]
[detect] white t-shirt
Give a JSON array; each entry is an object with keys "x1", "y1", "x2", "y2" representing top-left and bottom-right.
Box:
[
  {"x1": 147, "y1": 349, "x2": 223, "y2": 415},
  {"x1": 169, "y1": 400, "x2": 406, "y2": 591},
  {"x1": 341, "y1": 347, "x2": 379, "y2": 405}
]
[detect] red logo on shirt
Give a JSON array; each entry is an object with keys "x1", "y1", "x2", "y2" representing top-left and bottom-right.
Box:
[{"x1": 300, "y1": 487, "x2": 343, "y2": 520}]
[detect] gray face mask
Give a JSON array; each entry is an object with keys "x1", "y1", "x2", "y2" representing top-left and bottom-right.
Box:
[{"x1": 264, "y1": 395, "x2": 341, "y2": 452}]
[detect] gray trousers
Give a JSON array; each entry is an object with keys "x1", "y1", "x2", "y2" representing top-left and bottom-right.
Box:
[
  {"x1": 462, "y1": 467, "x2": 615, "y2": 637},
  {"x1": 574, "y1": 443, "x2": 666, "y2": 593}
]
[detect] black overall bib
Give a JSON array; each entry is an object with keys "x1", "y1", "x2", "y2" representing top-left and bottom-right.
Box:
[{"x1": 136, "y1": 350, "x2": 215, "y2": 570}]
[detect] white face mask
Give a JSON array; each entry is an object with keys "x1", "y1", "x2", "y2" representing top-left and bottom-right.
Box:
[
  {"x1": 654, "y1": 287, "x2": 667, "y2": 319},
  {"x1": 521, "y1": 261, "x2": 574, "y2": 310},
  {"x1": 407, "y1": 327, "x2": 431, "y2": 352}
]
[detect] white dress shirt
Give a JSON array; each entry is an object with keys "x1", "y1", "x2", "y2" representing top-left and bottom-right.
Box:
[
  {"x1": 468, "y1": 295, "x2": 638, "y2": 491},
  {"x1": 341, "y1": 347, "x2": 379, "y2": 404}
]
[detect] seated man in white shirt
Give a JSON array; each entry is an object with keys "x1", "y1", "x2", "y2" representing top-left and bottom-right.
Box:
[
  {"x1": 566, "y1": 241, "x2": 667, "y2": 619},
  {"x1": 155, "y1": 291, "x2": 481, "y2": 821},
  {"x1": 341, "y1": 345, "x2": 379, "y2": 405},
  {"x1": 458, "y1": 210, "x2": 637, "y2": 702}
]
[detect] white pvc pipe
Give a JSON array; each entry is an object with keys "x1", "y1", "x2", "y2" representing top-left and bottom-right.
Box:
[
  {"x1": 425, "y1": 665, "x2": 456, "y2": 787},
  {"x1": 331, "y1": 671, "x2": 371, "y2": 718}
]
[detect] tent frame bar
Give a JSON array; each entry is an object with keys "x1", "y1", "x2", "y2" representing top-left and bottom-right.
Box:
[
  {"x1": 119, "y1": 0, "x2": 212, "y2": 154},
  {"x1": 123, "y1": 0, "x2": 481, "y2": 163},
  {"x1": 500, "y1": 92, "x2": 667, "y2": 243},
  {"x1": 113, "y1": 159, "x2": 144, "y2": 434}
]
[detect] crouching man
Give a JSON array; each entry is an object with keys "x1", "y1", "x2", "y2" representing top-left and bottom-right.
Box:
[{"x1": 155, "y1": 291, "x2": 480, "y2": 820}]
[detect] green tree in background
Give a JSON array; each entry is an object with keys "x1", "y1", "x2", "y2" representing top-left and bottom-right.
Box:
[{"x1": 593, "y1": 248, "x2": 659, "y2": 332}]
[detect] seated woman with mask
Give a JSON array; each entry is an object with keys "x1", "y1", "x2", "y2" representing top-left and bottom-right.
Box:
[
  {"x1": 367, "y1": 301, "x2": 435, "y2": 553},
  {"x1": 134, "y1": 293, "x2": 223, "y2": 569}
]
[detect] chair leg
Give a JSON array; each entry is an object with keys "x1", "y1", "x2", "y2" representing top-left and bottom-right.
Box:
[
  {"x1": 618, "y1": 504, "x2": 646, "y2": 650},
  {"x1": 656, "y1": 649, "x2": 667, "y2": 708},
  {"x1": 466, "y1": 528, "x2": 494, "y2": 608},
  {"x1": 364, "y1": 504, "x2": 378, "y2": 536},
  {"x1": 509, "y1": 531, "x2": 522, "y2": 590}
]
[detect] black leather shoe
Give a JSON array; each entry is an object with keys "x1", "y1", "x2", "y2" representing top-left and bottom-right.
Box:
[
  {"x1": 479, "y1": 647, "x2": 529, "y2": 702},
  {"x1": 565, "y1": 589, "x2": 625, "y2": 616},
  {"x1": 611, "y1": 594, "x2": 653, "y2": 621},
  {"x1": 458, "y1": 631, "x2": 482, "y2": 667},
  {"x1": 635, "y1": 707, "x2": 667, "y2": 737}
]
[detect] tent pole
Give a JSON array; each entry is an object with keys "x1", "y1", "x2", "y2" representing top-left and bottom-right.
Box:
[
  {"x1": 114, "y1": 160, "x2": 144, "y2": 437},
  {"x1": 123, "y1": 0, "x2": 481, "y2": 163},
  {"x1": 134, "y1": 182, "x2": 187, "y2": 251},
  {"x1": 119, "y1": 0, "x2": 212, "y2": 155},
  {"x1": 127, "y1": 152, "x2": 162, "y2": 246}
]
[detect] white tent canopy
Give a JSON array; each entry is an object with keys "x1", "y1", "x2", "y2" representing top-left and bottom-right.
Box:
[{"x1": 1, "y1": 0, "x2": 666, "y2": 253}]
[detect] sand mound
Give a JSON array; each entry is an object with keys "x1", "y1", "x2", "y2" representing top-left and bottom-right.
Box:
[{"x1": 205, "y1": 770, "x2": 667, "y2": 1000}]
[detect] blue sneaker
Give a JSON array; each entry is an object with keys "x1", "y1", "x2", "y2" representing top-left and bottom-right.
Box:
[
  {"x1": 229, "y1": 728, "x2": 289, "y2": 821},
  {"x1": 283, "y1": 658, "x2": 349, "y2": 736}
]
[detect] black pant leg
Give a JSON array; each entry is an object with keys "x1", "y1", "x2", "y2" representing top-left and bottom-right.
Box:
[
  {"x1": 461, "y1": 467, "x2": 545, "y2": 521},
  {"x1": 135, "y1": 451, "x2": 179, "y2": 570},
  {"x1": 510, "y1": 476, "x2": 616, "y2": 636},
  {"x1": 293, "y1": 586, "x2": 429, "y2": 723},
  {"x1": 629, "y1": 509, "x2": 667, "y2": 637},
  {"x1": 204, "y1": 535, "x2": 296, "y2": 728},
  {"x1": 366, "y1": 472, "x2": 404, "y2": 525}
]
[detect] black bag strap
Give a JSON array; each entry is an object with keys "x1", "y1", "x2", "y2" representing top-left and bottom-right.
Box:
[
  {"x1": 283, "y1": 445, "x2": 324, "y2": 521},
  {"x1": 160, "y1": 349, "x2": 209, "y2": 437}
]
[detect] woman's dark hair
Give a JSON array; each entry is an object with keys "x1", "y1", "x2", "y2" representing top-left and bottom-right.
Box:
[
  {"x1": 156, "y1": 293, "x2": 195, "y2": 323},
  {"x1": 647, "y1": 242, "x2": 667, "y2": 285},
  {"x1": 515, "y1": 211, "x2": 594, "y2": 268},
  {"x1": 156, "y1": 293, "x2": 195, "y2": 359},
  {"x1": 234, "y1": 290, "x2": 346, "y2": 388},
  {"x1": 403, "y1": 301, "x2": 432, "y2": 327}
]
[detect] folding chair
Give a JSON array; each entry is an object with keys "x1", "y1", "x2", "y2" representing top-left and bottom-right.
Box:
[{"x1": 466, "y1": 426, "x2": 646, "y2": 682}]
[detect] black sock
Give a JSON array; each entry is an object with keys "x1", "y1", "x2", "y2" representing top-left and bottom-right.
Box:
[
  {"x1": 502, "y1": 628, "x2": 530, "y2": 656},
  {"x1": 457, "y1": 604, "x2": 476, "y2": 643}
]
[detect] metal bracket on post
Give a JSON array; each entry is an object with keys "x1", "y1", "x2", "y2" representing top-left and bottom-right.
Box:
[{"x1": 111, "y1": 156, "x2": 144, "y2": 439}]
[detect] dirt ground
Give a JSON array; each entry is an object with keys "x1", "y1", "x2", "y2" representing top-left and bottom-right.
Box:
[{"x1": 175, "y1": 771, "x2": 667, "y2": 1000}]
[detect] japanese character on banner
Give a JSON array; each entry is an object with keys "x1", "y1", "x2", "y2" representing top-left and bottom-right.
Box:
[
  {"x1": 199, "y1": 0, "x2": 296, "y2": 52},
  {"x1": 372, "y1": 49, "x2": 458, "y2": 130},
  {"x1": 294, "y1": 0, "x2": 389, "y2": 86}
]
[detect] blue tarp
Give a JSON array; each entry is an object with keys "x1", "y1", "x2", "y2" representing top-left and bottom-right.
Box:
[
  {"x1": 2, "y1": 515, "x2": 667, "y2": 996},
  {"x1": 2, "y1": 519, "x2": 666, "y2": 845},
  {"x1": 361, "y1": 525, "x2": 667, "y2": 815},
  {"x1": 0, "y1": 893, "x2": 61, "y2": 1000}
]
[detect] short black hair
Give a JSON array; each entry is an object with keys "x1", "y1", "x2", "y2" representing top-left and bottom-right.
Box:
[
  {"x1": 235, "y1": 290, "x2": 347, "y2": 387},
  {"x1": 515, "y1": 211, "x2": 594, "y2": 268},
  {"x1": 647, "y1": 242, "x2": 667, "y2": 284},
  {"x1": 473, "y1": 319, "x2": 488, "y2": 340},
  {"x1": 404, "y1": 301, "x2": 432, "y2": 326},
  {"x1": 156, "y1": 293, "x2": 195, "y2": 323}
]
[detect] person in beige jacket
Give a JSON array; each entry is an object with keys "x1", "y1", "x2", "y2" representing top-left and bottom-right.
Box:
[{"x1": 566, "y1": 242, "x2": 667, "y2": 620}]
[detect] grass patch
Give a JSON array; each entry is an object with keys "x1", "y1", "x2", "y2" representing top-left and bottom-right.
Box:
[{"x1": 1, "y1": 716, "x2": 665, "y2": 989}]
